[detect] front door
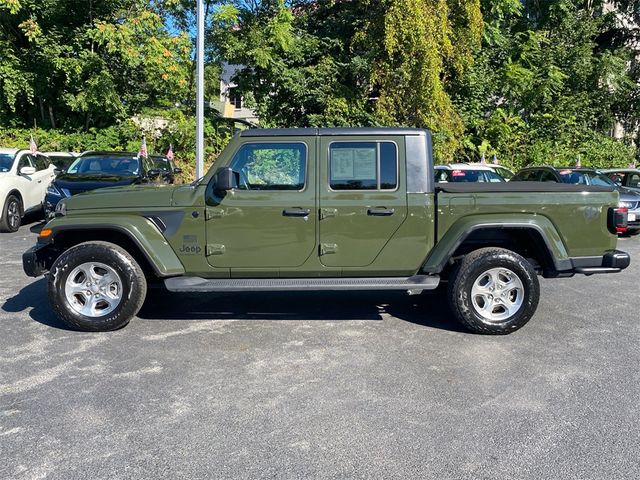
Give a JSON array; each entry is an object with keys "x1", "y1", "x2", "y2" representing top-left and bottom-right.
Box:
[
  {"x1": 205, "y1": 139, "x2": 316, "y2": 271},
  {"x1": 318, "y1": 136, "x2": 408, "y2": 267}
]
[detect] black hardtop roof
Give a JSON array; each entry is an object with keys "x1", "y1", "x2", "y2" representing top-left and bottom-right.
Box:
[{"x1": 239, "y1": 127, "x2": 429, "y2": 137}]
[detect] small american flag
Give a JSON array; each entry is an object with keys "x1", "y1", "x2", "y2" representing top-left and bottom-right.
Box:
[
  {"x1": 138, "y1": 136, "x2": 148, "y2": 159},
  {"x1": 166, "y1": 144, "x2": 174, "y2": 161},
  {"x1": 492, "y1": 154, "x2": 498, "y2": 165},
  {"x1": 575, "y1": 157, "x2": 582, "y2": 167},
  {"x1": 30, "y1": 134, "x2": 38, "y2": 155},
  {"x1": 629, "y1": 162, "x2": 637, "y2": 169},
  {"x1": 480, "y1": 153, "x2": 486, "y2": 165}
]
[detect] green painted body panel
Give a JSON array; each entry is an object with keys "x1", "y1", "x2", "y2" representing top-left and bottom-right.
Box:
[
  {"x1": 318, "y1": 135, "x2": 408, "y2": 267},
  {"x1": 43, "y1": 213, "x2": 185, "y2": 276},
  {"x1": 425, "y1": 190, "x2": 619, "y2": 271},
  {"x1": 203, "y1": 136, "x2": 316, "y2": 271},
  {"x1": 41, "y1": 130, "x2": 621, "y2": 281}
]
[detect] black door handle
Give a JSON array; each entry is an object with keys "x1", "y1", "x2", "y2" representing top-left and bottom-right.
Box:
[
  {"x1": 283, "y1": 208, "x2": 310, "y2": 217},
  {"x1": 367, "y1": 208, "x2": 394, "y2": 216}
]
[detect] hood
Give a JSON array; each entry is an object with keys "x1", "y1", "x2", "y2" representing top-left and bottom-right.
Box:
[
  {"x1": 63, "y1": 184, "x2": 180, "y2": 211},
  {"x1": 54, "y1": 173, "x2": 139, "y2": 196}
]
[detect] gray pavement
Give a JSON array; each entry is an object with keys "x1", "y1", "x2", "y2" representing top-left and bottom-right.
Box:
[{"x1": 1, "y1": 219, "x2": 639, "y2": 479}]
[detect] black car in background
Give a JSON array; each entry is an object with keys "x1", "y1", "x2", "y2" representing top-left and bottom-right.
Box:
[
  {"x1": 150, "y1": 154, "x2": 182, "y2": 184},
  {"x1": 44, "y1": 151, "x2": 168, "y2": 217}
]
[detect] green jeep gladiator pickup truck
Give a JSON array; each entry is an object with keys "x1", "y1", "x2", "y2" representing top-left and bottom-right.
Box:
[{"x1": 23, "y1": 128, "x2": 630, "y2": 334}]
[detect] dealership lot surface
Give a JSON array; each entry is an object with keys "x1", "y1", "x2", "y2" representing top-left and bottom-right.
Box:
[{"x1": 1, "y1": 221, "x2": 639, "y2": 480}]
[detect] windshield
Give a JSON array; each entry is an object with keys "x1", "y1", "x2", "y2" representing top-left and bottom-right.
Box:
[
  {"x1": 558, "y1": 169, "x2": 616, "y2": 187},
  {"x1": 435, "y1": 169, "x2": 504, "y2": 183},
  {"x1": 66, "y1": 155, "x2": 140, "y2": 177},
  {"x1": 0, "y1": 153, "x2": 15, "y2": 172},
  {"x1": 151, "y1": 156, "x2": 171, "y2": 172}
]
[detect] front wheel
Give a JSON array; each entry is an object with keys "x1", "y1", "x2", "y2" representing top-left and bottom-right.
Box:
[
  {"x1": 48, "y1": 242, "x2": 147, "y2": 331},
  {"x1": 447, "y1": 247, "x2": 540, "y2": 334},
  {"x1": 0, "y1": 194, "x2": 22, "y2": 233}
]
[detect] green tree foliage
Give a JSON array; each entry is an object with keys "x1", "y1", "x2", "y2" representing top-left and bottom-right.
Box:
[
  {"x1": 0, "y1": 0, "x2": 191, "y2": 129},
  {"x1": 1, "y1": 0, "x2": 638, "y2": 170}
]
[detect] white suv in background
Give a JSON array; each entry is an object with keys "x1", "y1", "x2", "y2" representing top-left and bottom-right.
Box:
[{"x1": 0, "y1": 148, "x2": 56, "y2": 232}]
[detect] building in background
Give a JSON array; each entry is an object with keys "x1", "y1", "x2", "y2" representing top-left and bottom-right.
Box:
[{"x1": 217, "y1": 63, "x2": 259, "y2": 125}]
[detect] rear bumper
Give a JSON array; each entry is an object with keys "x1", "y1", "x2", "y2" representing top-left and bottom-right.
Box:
[{"x1": 571, "y1": 249, "x2": 631, "y2": 275}]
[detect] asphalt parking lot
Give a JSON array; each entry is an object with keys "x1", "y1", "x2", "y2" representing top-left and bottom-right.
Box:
[{"x1": 1, "y1": 220, "x2": 639, "y2": 480}]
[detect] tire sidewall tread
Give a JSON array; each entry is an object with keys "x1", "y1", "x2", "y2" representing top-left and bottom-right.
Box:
[
  {"x1": 0, "y1": 194, "x2": 22, "y2": 233},
  {"x1": 48, "y1": 241, "x2": 147, "y2": 331},
  {"x1": 447, "y1": 247, "x2": 540, "y2": 335}
]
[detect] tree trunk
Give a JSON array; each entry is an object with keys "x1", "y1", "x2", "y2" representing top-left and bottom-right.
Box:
[
  {"x1": 48, "y1": 104, "x2": 56, "y2": 129},
  {"x1": 38, "y1": 97, "x2": 46, "y2": 125}
]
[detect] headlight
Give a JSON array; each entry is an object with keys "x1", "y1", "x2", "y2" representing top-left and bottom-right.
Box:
[
  {"x1": 55, "y1": 201, "x2": 67, "y2": 216},
  {"x1": 619, "y1": 201, "x2": 632, "y2": 208},
  {"x1": 47, "y1": 183, "x2": 63, "y2": 197}
]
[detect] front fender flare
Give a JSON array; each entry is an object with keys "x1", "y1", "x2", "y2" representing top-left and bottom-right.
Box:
[{"x1": 42, "y1": 215, "x2": 185, "y2": 277}]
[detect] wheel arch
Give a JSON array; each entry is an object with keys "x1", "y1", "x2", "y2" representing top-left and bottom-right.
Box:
[
  {"x1": 6, "y1": 189, "x2": 24, "y2": 214},
  {"x1": 423, "y1": 221, "x2": 571, "y2": 276},
  {"x1": 42, "y1": 221, "x2": 185, "y2": 279}
]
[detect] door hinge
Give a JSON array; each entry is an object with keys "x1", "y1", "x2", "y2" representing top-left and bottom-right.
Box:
[
  {"x1": 319, "y1": 208, "x2": 338, "y2": 220},
  {"x1": 206, "y1": 244, "x2": 226, "y2": 256},
  {"x1": 205, "y1": 208, "x2": 224, "y2": 220},
  {"x1": 319, "y1": 243, "x2": 338, "y2": 255}
]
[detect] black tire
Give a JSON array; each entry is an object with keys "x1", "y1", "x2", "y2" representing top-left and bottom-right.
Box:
[
  {"x1": 0, "y1": 194, "x2": 22, "y2": 233},
  {"x1": 447, "y1": 247, "x2": 540, "y2": 335},
  {"x1": 48, "y1": 241, "x2": 147, "y2": 331}
]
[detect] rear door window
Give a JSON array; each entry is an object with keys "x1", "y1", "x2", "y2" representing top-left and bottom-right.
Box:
[{"x1": 329, "y1": 142, "x2": 397, "y2": 190}]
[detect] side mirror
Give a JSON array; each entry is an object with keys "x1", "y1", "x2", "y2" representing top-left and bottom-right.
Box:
[
  {"x1": 214, "y1": 167, "x2": 238, "y2": 193},
  {"x1": 173, "y1": 167, "x2": 182, "y2": 174},
  {"x1": 54, "y1": 167, "x2": 63, "y2": 175},
  {"x1": 147, "y1": 169, "x2": 161, "y2": 179},
  {"x1": 20, "y1": 166, "x2": 36, "y2": 176}
]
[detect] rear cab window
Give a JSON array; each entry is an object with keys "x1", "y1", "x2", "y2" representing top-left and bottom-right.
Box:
[{"x1": 329, "y1": 142, "x2": 397, "y2": 190}]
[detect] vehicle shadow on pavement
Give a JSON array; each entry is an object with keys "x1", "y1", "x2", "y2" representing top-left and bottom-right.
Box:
[
  {"x1": 2, "y1": 281, "x2": 466, "y2": 333},
  {"x1": 2, "y1": 278, "x2": 73, "y2": 330},
  {"x1": 138, "y1": 288, "x2": 467, "y2": 333}
]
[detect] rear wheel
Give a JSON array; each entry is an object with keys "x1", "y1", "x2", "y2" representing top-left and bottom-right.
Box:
[
  {"x1": 0, "y1": 194, "x2": 22, "y2": 233},
  {"x1": 447, "y1": 247, "x2": 540, "y2": 334},
  {"x1": 48, "y1": 241, "x2": 147, "y2": 331}
]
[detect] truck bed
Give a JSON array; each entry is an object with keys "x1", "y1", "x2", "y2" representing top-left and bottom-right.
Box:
[{"x1": 435, "y1": 181, "x2": 615, "y2": 193}]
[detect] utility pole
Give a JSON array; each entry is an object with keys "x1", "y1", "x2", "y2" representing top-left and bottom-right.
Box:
[{"x1": 195, "y1": 0, "x2": 205, "y2": 179}]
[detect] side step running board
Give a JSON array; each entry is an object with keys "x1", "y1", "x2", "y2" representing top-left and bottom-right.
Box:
[{"x1": 164, "y1": 275, "x2": 440, "y2": 293}]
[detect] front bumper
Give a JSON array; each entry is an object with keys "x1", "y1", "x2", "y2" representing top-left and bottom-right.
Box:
[{"x1": 22, "y1": 243, "x2": 57, "y2": 277}]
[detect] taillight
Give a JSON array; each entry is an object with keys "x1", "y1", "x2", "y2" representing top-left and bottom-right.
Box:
[{"x1": 608, "y1": 207, "x2": 628, "y2": 234}]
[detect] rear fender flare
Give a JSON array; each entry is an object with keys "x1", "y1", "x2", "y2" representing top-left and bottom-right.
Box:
[{"x1": 422, "y1": 215, "x2": 570, "y2": 273}]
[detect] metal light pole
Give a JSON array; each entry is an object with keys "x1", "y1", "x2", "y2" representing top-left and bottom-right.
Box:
[{"x1": 195, "y1": 0, "x2": 205, "y2": 179}]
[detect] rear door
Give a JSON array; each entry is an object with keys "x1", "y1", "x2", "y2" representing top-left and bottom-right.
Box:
[
  {"x1": 318, "y1": 136, "x2": 408, "y2": 267},
  {"x1": 33, "y1": 154, "x2": 56, "y2": 204},
  {"x1": 205, "y1": 138, "x2": 316, "y2": 270}
]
